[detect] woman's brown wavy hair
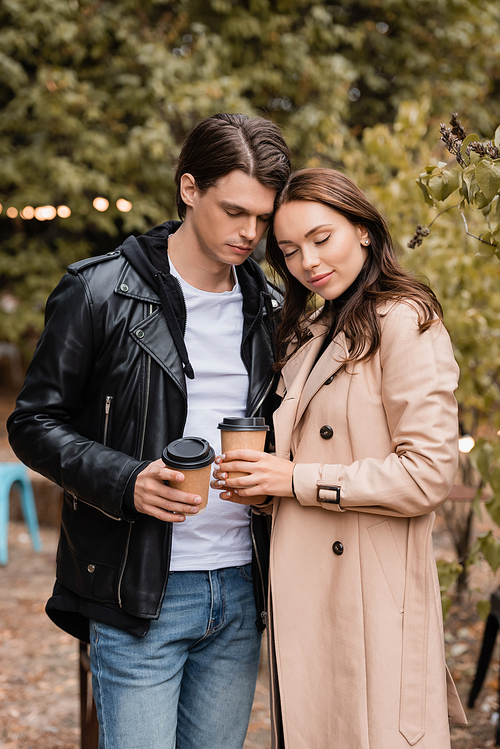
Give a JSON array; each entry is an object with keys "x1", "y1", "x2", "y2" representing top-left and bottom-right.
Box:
[{"x1": 265, "y1": 168, "x2": 443, "y2": 370}]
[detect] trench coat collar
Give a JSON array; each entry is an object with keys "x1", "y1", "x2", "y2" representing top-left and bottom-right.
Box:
[{"x1": 274, "y1": 324, "x2": 348, "y2": 459}]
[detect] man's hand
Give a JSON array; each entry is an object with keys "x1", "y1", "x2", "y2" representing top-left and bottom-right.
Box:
[{"x1": 134, "y1": 459, "x2": 202, "y2": 522}]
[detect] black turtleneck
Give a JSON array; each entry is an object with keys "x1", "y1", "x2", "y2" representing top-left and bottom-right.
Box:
[{"x1": 312, "y1": 264, "x2": 367, "y2": 368}]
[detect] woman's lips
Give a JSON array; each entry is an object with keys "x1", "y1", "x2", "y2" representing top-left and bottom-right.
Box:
[{"x1": 308, "y1": 271, "x2": 333, "y2": 287}]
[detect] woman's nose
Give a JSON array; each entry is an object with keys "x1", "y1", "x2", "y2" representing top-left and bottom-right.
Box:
[{"x1": 301, "y1": 247, "x2": 320, "y2": 270}]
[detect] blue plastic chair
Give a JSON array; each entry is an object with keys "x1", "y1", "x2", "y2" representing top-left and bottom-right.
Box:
[{"x1": 0, "y1": 462, "x2": 42, "y2": 565}]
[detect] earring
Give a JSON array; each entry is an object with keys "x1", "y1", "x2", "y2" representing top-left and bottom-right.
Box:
[{"x1": 363, "y1": 239, "x2": 370, "y2": 245}]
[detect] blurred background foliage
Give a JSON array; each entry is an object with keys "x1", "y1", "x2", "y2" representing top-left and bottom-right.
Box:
[
  {"x1": 2, "y1": 0, "x2": 500, "y2": 607},
  {"x1": 1, "y1": 0, "x2": 500, "y2": 354}
]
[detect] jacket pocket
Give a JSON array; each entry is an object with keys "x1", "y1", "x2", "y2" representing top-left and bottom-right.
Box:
[{"x1": 368, "y1": 520, "x2": 406, "y2": 613}]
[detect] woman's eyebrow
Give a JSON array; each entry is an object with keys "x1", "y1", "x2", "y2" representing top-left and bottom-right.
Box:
[{"x1": 277, "y1": 224, "x2": 332, "y2": 246}]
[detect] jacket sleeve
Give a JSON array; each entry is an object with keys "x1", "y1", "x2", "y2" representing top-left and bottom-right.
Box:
[
  {"x1": 292, "y1": 302, "x2": 460, "y2": 518},
  {"x1": 7, "y1": 271, "x2": 145, "y2": 520}
]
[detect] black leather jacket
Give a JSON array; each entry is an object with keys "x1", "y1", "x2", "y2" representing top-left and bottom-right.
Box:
[{"x1": 7, "y1": 222, "x2": 275, "y2": 642}]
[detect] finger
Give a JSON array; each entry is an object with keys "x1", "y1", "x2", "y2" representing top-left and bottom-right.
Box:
[
  {"x1": 143, "y1": 505, "x2": 187, "y2": 523},
  {"x1": 164, "y1": 487, "x2": 203, "y2": 506},
  {"x1": 223, "y1": 449, "x2": 263, "y2": 462},
  {"x1": 217, "y1": 460, "x2": 255, "y2": 475}
]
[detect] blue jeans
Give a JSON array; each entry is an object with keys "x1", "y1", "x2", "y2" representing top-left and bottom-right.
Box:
[{"x1": 89, "y1": 565, "x2": 261, "y2": 749}]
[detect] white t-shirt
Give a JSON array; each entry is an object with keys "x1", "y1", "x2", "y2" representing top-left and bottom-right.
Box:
[{"x1": 168, "y1": 260, "x2": 253, "y2": 571}]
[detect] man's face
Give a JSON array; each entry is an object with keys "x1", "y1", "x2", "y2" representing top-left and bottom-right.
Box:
[{"x1": 182, "y1": 170, "x2": 277, "y2": 267}]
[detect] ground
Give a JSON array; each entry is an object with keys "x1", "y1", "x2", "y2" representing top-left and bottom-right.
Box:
[{"x1": 1, "y1": 390, "x2": 500, "y2": 748}]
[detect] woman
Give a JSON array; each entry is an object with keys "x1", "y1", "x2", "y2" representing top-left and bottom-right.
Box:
[{"x1": 212, "y1": 168, "x2": 467, "y2": 748}]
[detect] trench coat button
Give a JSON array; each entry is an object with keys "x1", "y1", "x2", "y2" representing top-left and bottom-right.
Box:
[
  {"x1": 135, "y1": 329, "x2": 145, "y2": 339},
  {"x1": 120, "y1": 283, "x2": 129, "y2": 292},
  {"x1": 324, "y1": 374, "x2": 335, "y2": 385},
  {"x1": 319, "y1": 425, "x2": 334, "y2": 440},
  {"x1": 332, "y1": 541, "x2": 344, "y2": 556},
  {"x1": 87, "y1": 564, "x2": 96, "y2": 573}
]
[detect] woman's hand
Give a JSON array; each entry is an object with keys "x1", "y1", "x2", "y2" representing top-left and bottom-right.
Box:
[{"x1": 211, "y1": 449, "x2": 294, "y2": 504}]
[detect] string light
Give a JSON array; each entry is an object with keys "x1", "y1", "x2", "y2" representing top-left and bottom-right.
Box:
[
  {"x1": 458, "y1": 435, "x2": 475, "y2": 454},
  {"x1": 34, "y1": 205, "x2": 56, "y2": 221},
  {"x1": 6, "y1": 207, "x2": 18, "y2": 218},
  {"x1": 93, "y1": 197, "x2": 109, "y2": 212},
  {"x1": 116, "y1": 199, "x2": 132, "y2": 212},
  {"x1": 20, "y1": 206, "x2": 34, "y2": 220},
  {"x1": 57, "y1": 205, "x2": 71, "y2": 218}
]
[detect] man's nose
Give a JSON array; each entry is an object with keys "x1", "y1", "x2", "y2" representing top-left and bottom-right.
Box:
[{"x1": 240, "y1": 216, "x2": 258, "y2": 241}]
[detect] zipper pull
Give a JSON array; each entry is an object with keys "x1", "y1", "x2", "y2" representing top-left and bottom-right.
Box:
[
  {"x1": 73, "y1": 494, "x2": 78, "y2": 510},
  {"x1": 105, "y1": 395, "x2": 112, "y2": 415},
  {"x1": 261, "y1": 611, "x2": 268, "y2": 626}
]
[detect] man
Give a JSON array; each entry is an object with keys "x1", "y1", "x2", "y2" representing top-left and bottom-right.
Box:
[{"x1": 8, "y1": 113, "x2": 291, "y2": 749}]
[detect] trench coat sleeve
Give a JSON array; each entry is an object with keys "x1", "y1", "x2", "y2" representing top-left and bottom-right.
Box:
[
  {"x1": 292, "y1": 302, "x2": 460, "y2": 517},
  {"x1": 7, "y1": 272, "x2": 145, "y2": 520}
]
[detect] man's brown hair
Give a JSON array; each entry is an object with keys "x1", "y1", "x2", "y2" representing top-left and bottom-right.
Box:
[{"x1": 175, "y1": 113, "x2": 291, "y2": 219}]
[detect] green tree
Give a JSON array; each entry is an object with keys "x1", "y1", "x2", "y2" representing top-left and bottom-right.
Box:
[{"x1": 1, "y1": 0, "x2": 500, "y2": 350}]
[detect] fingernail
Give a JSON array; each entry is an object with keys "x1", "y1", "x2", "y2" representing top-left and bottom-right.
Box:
[
  {"x1": 176, "y1": 474, "x2": 183, "y2": 482},
  {"x1": 191, "y1": 506, "x2": 199, "y2": 513},
  {"x1": 194, "y1": 496, "x2": 202, "y2": 504},
  {"x1": 218, "y1": 480, "x2": 225, "y2": 486},
  {"x1": 234, "y1": 489, "x2": 239, "y2": 495}
]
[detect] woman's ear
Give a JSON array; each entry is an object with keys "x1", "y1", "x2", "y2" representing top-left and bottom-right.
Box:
[
  {"x1": 356, "y1": 225, "x2": 370, "y2": 246},
  {"x1": 179, "y1": 173, "x2": 197, "y2": 209}
]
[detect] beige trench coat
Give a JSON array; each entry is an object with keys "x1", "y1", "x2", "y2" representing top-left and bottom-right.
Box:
[{"x1": 268, "y1": 301, "x2": 467, "y2": 749}]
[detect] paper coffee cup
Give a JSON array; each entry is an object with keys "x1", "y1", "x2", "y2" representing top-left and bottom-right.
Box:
[
  {"x1": 217, "y1": 418, "x2": 270, "y2": 503},
  {"x1": 162, "y1": 436, "x2": 215, "y2": 515}
]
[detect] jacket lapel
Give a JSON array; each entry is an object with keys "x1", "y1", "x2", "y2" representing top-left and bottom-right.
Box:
[
  {"x1": 295, "y1": 334, "x2": 347, "y2": 426},
  {"x1": 273, "y1": 329, "x2": 348, "y2": 459},
  {"x1": 273, "y1": 329, "x2": 326, "y2": 459},
  {"x1": 129, "y1": 309, "x2": 187, "y2": 396}
]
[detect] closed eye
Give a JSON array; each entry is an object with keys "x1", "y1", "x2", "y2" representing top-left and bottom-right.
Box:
[
  {"x1": 283, "y1": 249, "x2": 298, "y2": 259},
  {"x1": 315, "y1": 234, "x2": 331, "y2": 245}
]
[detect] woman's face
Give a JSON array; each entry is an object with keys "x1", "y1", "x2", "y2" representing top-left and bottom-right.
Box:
[{"x1": 273, "y1": 200, "x2": 369, "y2": 300}]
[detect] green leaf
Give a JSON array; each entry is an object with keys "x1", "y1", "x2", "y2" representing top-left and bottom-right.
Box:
[
  {"x1": 485, "y1": 495, "x2": 500, "y2": 526},
  {"x1": 442, "y1": 595, "x2": 453, "y2": 621},
  {"x1": 416, "y1": 175, "x2": 435, "y2": 206},
  {"x1": 475, "y1": 158, "x2": 500, "y2": 202},
  {"x1": 436, "y1": 558, "x2": 463, "y2": 592},
  {"x1": 461, "y1": 133, "x2": 480, "y2": 163},
  {"x1": 478, "y1": 531, "x2": 500, "y2": 573},
  {"x1": 477, "y1": 599, "x2": 491, "y2": 621},
  {"x1": 471, "y1": 495, "x2": 483, "y2": 521}
]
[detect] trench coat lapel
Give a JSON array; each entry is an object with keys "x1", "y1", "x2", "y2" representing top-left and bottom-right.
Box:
[
  {"x1": 274, "y1": 327, "x2": 347, "y2": 459},
  {"x1": 294, "y1": 333, "x2": 347, "y2": 427}
]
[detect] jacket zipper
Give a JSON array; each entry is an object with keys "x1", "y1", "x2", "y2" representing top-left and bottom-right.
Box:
[
  {"x1": 103, "y1": 394, "x2": 113, "y2": 446},
  {"x1": 72, "y1": 394, "x2": 119, "y2": 520},
  {"x1": 71, "y1": 494, "x2": 121, "y2": 521},
  {"x1": 117, "y1": 304, "x2": 153, "y2": 607}
]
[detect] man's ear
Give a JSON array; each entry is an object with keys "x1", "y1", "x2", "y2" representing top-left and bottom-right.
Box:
[{"x1": 179, "y1": 173, "x2": 197, "y2": 209}]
